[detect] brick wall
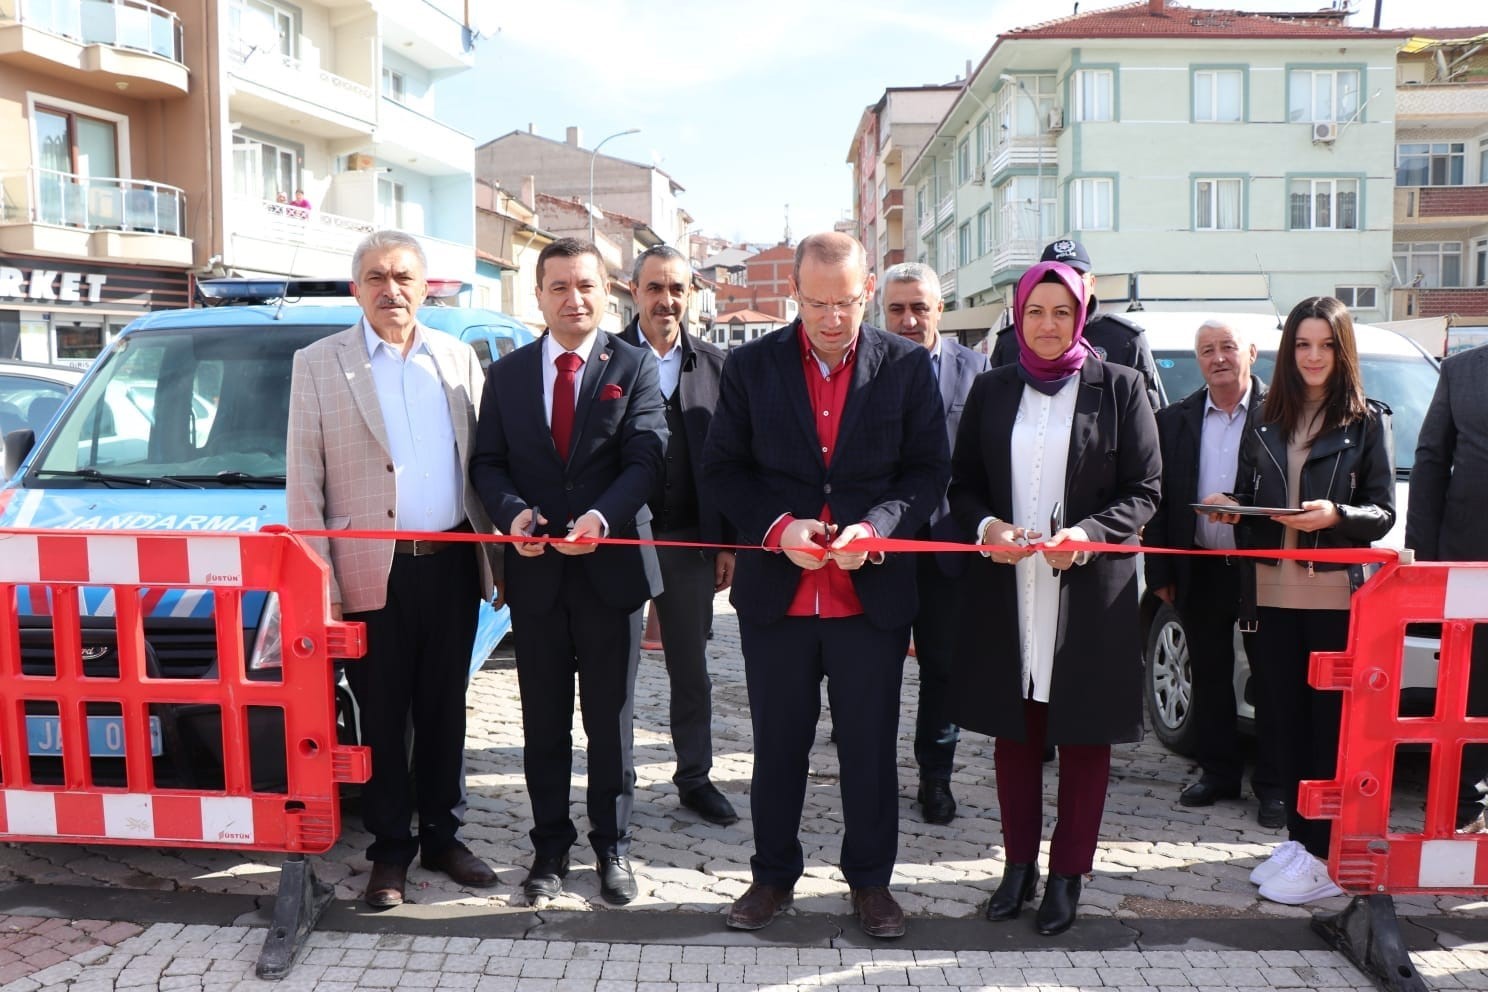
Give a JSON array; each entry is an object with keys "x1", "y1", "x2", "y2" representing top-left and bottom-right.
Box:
[
  {"x1": 1416, "y1": 288, "x2": 1488, "y2": 319},
  {"x1": 1417, "y1": 185, "x2": 1488, "y2": 219}
]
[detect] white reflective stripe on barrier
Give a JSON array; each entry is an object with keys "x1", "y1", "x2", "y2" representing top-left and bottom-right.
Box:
[
  {"x1": 0, "y1": 791, "x2": 256, "y2": 844},
  {"x1": 0, "y1": 533, "x2": 243, "y2": 587},
  {"x1": 1443, "y1": 566, "x2": 1488, "y2": 620}
]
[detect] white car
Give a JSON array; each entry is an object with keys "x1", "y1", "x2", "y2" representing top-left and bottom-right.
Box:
[
  {"x1": 0, "y1": 360, "x2": 83, "y2": 470},
  {"x1": 1130, "y1": 311, "x2": 1441, "y2": 754}
]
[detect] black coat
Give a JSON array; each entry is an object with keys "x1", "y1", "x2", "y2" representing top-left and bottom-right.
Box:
[
  {"x1": 992, "y1": 298, "x2": 1163, "y2": 409},
  {"x1": 618, "y1": 319, "x2": 733, "y2": 551},
  {"x1": 470, "y1": 331, "x2": 667, "y2": 613},
  {"x1": 929, "y1": 338, "x2": 992, "y2": 577},
  {"x1": 1143, "y1": 377, "x2": 1266, "y2": 610},
  {"x1": 1407, "y1": 344, "x2": 1488, "y2": 562},
  {"x1": 701, "y1": 321, "x2": 949, "y2": 630},
  {"x1": 947, "y1": 357, "x2": 1161, "y2": 745}
]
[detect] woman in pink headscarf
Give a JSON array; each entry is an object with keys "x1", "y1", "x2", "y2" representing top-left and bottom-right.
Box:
[{"x1": 948, "y1": 261, "x2": 1161, "y2": 936}]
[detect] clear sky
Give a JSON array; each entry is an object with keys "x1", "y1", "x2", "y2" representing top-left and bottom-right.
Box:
[{"x1": 437, "y1": 0, "x2": 1479, "y2": 249}]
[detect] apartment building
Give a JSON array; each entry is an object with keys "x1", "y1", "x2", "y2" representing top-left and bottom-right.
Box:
[
  {"x1": 1391, "y1": 29, "x2": 1488, "y2": 331},
  {"x1": 0, "y1": 0, "x2": 199, "y2": 364},
  {"x1": 902, "y1": 0, "x2": 1410, "y2": 337}
]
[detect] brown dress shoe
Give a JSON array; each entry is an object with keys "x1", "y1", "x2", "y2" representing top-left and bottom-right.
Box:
[
  {"x1": 725, "y1": 883, "x2": 793, "y2": 930},
  {"x1": 364, "y1": 862, "x2": 407, "y2": 909},
  {"x1": 420, "y1": 841, "x2": 498, "y2": 888},
  {"x1": 851, "y1": 885, "x2": 906, "y2": 939}
]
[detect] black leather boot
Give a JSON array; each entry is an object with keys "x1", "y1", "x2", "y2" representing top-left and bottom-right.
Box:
[
  {"x1": 984, "y1": 862, "x2": 1039, "y2": 921},
  {"x1": 1035, "y1": 871, "x2": 1082, "y2": 935}
]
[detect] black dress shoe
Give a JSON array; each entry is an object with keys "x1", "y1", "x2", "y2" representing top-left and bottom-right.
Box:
[
  {"x1": 850, "y1": 886, "x2": 906, "y2": 939},
  {"x1": 421, "y1": 841, "x2": 498, "y2": 888},
  {"x1": 522, "y1": 853, "x2": 569, "y2": 903},
  {"x1": 364, "y1": 862, "x2": 407, "y2": 909},
  {"x1": 726, "y1": 883, "x2": 793, "y2": 930},
  {"x1": 985, "y1": 862, "x2": 1039, "y2": 921},
  {"x1": 1257, "y1": 797, "x2": 1287, "y2": 829},
  {"x1": 1179, "y1": 778, "x2": 1242, "y2": 808},
  {"x1": 597, "y1": 855, "x2": 638, "y2": 905},
  {"x1": 917, "y1": 779, "x2": 956, "y2": 825},
  {"x1": 1035, "y1": 872, "x2": 1082, "y2": 936},
  {"x1": 680, "y1": 782, "x2": 740, "y2": 825}
]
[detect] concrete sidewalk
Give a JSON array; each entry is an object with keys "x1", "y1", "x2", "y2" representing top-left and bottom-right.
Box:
[{"x1": 0, "y1": 593, "x2": 1483, "y2": 989}]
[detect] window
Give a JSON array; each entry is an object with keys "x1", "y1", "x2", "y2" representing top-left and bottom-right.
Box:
[
  {"x1": 1195, "y1": 178, "x2": 1242, "y2": 230},
  {"x1": 915, "y1": 184, "x2": 926, "y2": 222},
  {"x1": 1073, "y1": 69, "x2": 1114, "y2": 122},
  {"x1": 233, "y1": 0, "x2": 297, "y2": 59},
  {"x1": 996, "y1": 175, "x2": 1056, "y2": 242},
  {"x1": 1073, "y1": 177, "x2": 1114, "y2": 231},
  {"x1": 959, "y1": 221, "x2": 972, "y2": 265},
  {"x1": 937, "y1": 227, "x2": 955, "y2": 274},
  {"x1": 1334, "y1": 286, "x2": 1378, "y2": 309},
  {"x1": 977, "y1": 206, "x2": 992, "y2": 255},
  {"x1": 382, "y1": 68, "x2": 406, "y2": 103},
  {"x1": 376, "y1": 177, "x2": 404, "y2": 228},
  {"x1": 1476, "y1": 240, "x2": 1488, "y2": 288},
  {"x1": 998, "y1": 74, "x2": 1058, "y2": 138},
  {"x1": 1481, "y1": 139, "x2": 1488, "y2": 186},
  {"x1": 230, "y1": 133, "x2": 298, "y2": 202},
  {"x1": 1395, "y1": 142, "x2": 1465, "y2": 186},
  {"x1": 1288, "y1": 68, "x2": 1360, "y2": 123},
  {"x1": 1393, "y1": 242, "x2": 1462, "y2": 288},
  {"x1": 975, "y1": 116, "x2": 991, "y2": 168},
  {"x1": 1193, "y1": 69, "x2": 1242, "y2": 122},
  {"x1": 34, "y1": 105, "x2": 120, "y2": 228},
  {"x1": 1288, "y1": 178, "x2": 1358, "y2": 230},
  {"x1": 957, "y1": 137, "x2": 972, "y2": 185}
]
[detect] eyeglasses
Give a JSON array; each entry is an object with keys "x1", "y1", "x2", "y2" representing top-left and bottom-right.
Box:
[{"x1": 797, "y1": 290, "x2": 868, "y2": 316}]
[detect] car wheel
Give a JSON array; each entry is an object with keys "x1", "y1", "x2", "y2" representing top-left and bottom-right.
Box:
[{"x1": 1145, "y1": 602, "x2": 1199, "y2": 755}]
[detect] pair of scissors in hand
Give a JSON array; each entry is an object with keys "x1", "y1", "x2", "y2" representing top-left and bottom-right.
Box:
[{"x1": 1050, "y1": 500, "x2": 1065, "y2": 577}]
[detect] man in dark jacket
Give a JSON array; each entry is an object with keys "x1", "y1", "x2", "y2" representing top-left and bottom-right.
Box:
[
  {"x1": 1144, "y1": 318, "x2": 1281, "y2": 828},
  {"x1": 620, "y1": 245, "x2": 738, "y2": 827},
  {"x1": 879, "y1": 262, "x2": 988, "y2": 825},
  {"x1": 1406, "y1": 343, "x2": 1488, "y2": 830},
  {"x1": 991, "y1": 239, "x2": 1161, "y2": 409}
]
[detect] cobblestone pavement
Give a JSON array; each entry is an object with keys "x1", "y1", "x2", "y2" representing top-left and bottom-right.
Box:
[{"x1": 0, "y1": 594, "x2": 1483, "y2": 989}]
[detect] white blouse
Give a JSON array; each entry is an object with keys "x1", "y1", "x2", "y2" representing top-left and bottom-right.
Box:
[{"x1": 1008, "y1": 376, "x2": 1078, "y2": 702}]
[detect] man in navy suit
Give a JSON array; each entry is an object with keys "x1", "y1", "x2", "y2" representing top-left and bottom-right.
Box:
[
  {"x1": 702, "y1": 233, "x2": 949, "y2": 939},
  {"x1": 470, "y1": 238, "x2": 667, "y2": 906},
  {"x1": 879, "y1": 263, "x2": 989, "y2": 825}
]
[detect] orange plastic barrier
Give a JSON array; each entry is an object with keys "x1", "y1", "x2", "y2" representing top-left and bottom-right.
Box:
[
  {"x1": 1298, "y1": 559, "x2": 1488, "y2": 893},
  {"x1": 0, "y1": 528, "x2": 369, "y2": 853}
]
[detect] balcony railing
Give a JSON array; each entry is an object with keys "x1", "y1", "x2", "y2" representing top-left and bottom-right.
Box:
[
  {"x1": 1392, "y1": 286, "x2": 1488, "y2": 320},
  {"x1": 936, "y1": 194, "x2": 954, "y2": 225},
  {"x1": 1395, "y1": 184, "x2": 1488, "y2": 223},
  {"x1": 881, "y1": 188, "x2": 904, "y2": 213},
  {"x1": 1, "y1": 167, "x2": 184, "y2": 235},
  {"x1": 227, "y1": 41, "x2": 376, "y2": 124},
  {"x1": 1, "y1": 0, "x2": 183, "y2": 63},
  {"x1": 233, "y1": 196, "x2": 375, "y2": 254}
]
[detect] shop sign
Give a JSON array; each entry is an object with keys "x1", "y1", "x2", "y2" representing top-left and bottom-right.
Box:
[{"x1": 0, "y1": 267, "x2": 108, "y2": 304}]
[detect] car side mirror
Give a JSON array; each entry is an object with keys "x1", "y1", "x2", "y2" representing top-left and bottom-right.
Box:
[{"x1": 4, "y1": 428, "x2": 35, "y2": 480}]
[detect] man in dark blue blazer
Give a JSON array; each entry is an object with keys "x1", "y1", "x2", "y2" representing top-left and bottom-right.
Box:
[
  {"x1": 471, "y1": 238, "x2": 667, "y2": 907},
  {"x1": 879, "y1": 263, "x2": 989, "y2": 826},
  {"x1": 702, "y1": 233, "x2": 949, "y2": 939},
  {"x1": 619, "y1": 245, "x2": 738, "y2": 827}
]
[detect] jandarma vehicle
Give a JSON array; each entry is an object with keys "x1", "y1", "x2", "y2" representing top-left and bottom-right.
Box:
[
  {"x1": 0, "y1": 279, "x2": 532, "y2": 791},
  {"x1": 1130, "y1": 310, "x2": 1441, "y2": 754}
]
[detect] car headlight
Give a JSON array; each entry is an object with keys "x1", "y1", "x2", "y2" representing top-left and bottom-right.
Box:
[{"x1": 248, "y1": 592, "x2": 282, "y2": 670}]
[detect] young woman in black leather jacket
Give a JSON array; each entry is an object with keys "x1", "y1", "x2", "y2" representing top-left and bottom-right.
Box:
[{"x1": 1201, "y1": 296, "x2": 1394, "y2": 906}]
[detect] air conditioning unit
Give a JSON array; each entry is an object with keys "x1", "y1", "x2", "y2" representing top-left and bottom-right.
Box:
[
  {"x1": 1312, "y1": 121, "x2": 1339, "y2": 143},
  {"x1": 974, "y1": 166, "x2": 987, "y2": 184},
  {"x1": 1047, "y1": 107, "x2": 1065, "y2": 131}
]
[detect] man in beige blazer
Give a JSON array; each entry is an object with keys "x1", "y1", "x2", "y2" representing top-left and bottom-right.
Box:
[{"x1": 287, "y1": 229, "x2": 498, "y2": 908}]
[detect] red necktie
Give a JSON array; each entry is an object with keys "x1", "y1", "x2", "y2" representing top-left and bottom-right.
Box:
[{"x1": 551, "y1": 351, "x2": 583, "y2": 460}]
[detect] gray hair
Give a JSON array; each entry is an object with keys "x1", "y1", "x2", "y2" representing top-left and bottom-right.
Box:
[
  {"x1": 1194, "y1": 317, "x2": 1249, "y2": 350},
  {"x1": 880, "y1": 262, "x2": 942, "y2": 302},
  {"x1": 630, "y1": 244, "x2": 688, "y2": 286},
  {"x1": 352, "y1": 229, "x2": 428, "y2": 281}
]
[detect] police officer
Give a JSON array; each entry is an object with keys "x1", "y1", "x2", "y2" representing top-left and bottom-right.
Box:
[{"x1": 991, "y1": 239, "x2": 1162, "y2": 409}]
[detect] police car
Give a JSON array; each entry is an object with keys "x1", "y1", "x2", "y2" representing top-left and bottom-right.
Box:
[
  {"x1": 0, "y1": 279, "x2": 532, "y2": 790},
  {"x1": 1131, "y1": 311, "x2": 1441, "y2": 755}
]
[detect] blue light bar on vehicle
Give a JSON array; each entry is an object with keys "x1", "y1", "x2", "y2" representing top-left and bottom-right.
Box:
[{"x1": 196, "y1": 278, "x2": 354, "y2": 305}]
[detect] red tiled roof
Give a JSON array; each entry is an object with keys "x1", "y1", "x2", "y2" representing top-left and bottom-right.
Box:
[
  {"x1": 718, "y1": 308, "x2": 783, "y2": 324},
  {"x1": 1006, "y1": 1, "x2": 1413, "y2": 39}
]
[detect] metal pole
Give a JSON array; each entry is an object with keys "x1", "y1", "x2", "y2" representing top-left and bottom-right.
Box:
[
  {"x1": 1018, "y1": 81, "x2": 1044, "y2": 244},
  {"x1": 588, "y1": 128, "x2": 641, "y2": 243}
]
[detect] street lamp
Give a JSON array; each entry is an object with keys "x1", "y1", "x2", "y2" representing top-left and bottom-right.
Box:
[
  {"x1": 588, "y1": 128, "x2": 641, "y2": 242},
  {"x1": 999, "y1": 74, "x2": 1044, "y2": 247}
]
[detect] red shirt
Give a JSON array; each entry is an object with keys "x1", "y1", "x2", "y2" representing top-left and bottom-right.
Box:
[{"x1": 764, "y1": 327, "x2": 867, "y2": 618}]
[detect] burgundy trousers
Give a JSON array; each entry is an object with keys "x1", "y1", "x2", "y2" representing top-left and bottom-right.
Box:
[{"x1": 993, "y1": 698, "x2": 1111, "y2": 876}]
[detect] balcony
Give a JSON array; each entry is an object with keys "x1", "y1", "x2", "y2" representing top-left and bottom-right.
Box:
[
  {"x1": 881, "y1": 187, "x2": 903, "y2": 214},
  {"x1": 937, "y1": 268, "x2": 957, "y2": 300},
  {"x1": 1395, "y1": 185, "x2": 1488, "y2": 229},
  {"x1": 935, "y1": 194, "x2": 954, "y2": 227},
  {"x1": 987, "y1": 136, "x2": 1056, "y2": 186},
  {"x1": 0, "y1": 0, "x2": 187, "y2": 98},
  {"x1": 1392, "y1": 286, "x2": 1488, "y2": 320},
  {"x1": 375, "y1": 0, "x2": 472, "y2": 72},
  {"x1": 883, "y1": 248, "x2": 905, "y2": 267},
  {"x1": 369, "y1": 96, "x2": 474, "y2": 176},
  {"x1": 0, "y1": 168, "x2": 190, "y2": 266},
  {"x1": 1396, "y1": 81, "x2": 1488, "y2": 127},
  {"x1": 227, "y1": 42, "x2": 376, "y2": 139},
  {"x1": 984, "y1": 239, "x2": 1043, "y2": 279}
]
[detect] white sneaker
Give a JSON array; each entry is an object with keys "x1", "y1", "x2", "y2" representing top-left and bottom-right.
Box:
[
  {"x1": 1248, "y1": 840, "x2": 1304, "y2": 886},
  {"x1": 1258, "y1": 851, "x2": 1344, "y2": 905}
]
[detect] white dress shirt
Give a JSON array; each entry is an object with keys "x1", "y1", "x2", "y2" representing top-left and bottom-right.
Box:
[
  {"x1": 648, "y1": 336, "x2": 683, "y2": 398},
  {"x1": 542, "y1": 329, "x2": 600, "y2": 425},
  {"x1": 1009, "y1": 377, "x2": 1079, "y2": 702},
  {"x1": 362, "y1": 319, "x2": 462, "y2": 532}
]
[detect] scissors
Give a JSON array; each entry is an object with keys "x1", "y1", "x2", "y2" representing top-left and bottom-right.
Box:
[{"x1": 1050, "y1": 500, "x2": 1064, "y2": 577}]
